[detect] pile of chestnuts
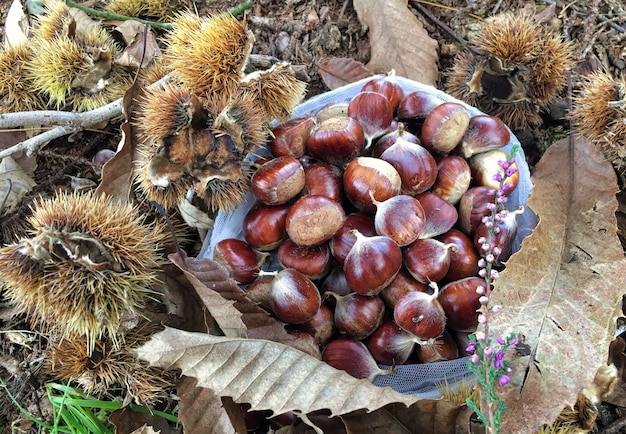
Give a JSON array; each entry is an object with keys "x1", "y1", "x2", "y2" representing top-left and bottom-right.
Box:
[{"x1": 212, "y1": 76, "x2": 521, "y2": 383}]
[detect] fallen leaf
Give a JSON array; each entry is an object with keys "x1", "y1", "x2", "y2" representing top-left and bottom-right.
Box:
[
  {"x1": 317, "y1": 57, "x2": 373, "y2": 90},
  {"x1": 130, "y1": 426, "x2": 160, "y2": 434},
  {"x1": 168, "y1": 253, "x2": 247, "y2": 338},
  {"x1": 109, "y1": 407, "x2": 176, "y2": 434},
  {"x1": 341, "y1": 399, "x2": 467, "y2": 434},
  {"x1": 4, "y1": 0, "x2": 28, "y2": 47},
  {"x1": 489, "y1": 135, "x2": 626, "y2": 432},
  {"x1": 177, "y1": 376, "x2": 245, "y2": 434},
  {"x1": 114, "y1": 20, "x2": 162, "y2": 69},
  {"x1": 135, "y1": 327, "x2": 418, "y2": 418},
  {"x1": 170, "y1": 254, "x2": 310, "y2": 349},
  {"x1": 353, "y1": 0, "x2": 438, "y2": 85},
  {"x1": 177, "y1": 199, "x2": 215, "y2": 229},
  {"x1": 0, "y1": 156, "x2": 35, "y2": 214}
]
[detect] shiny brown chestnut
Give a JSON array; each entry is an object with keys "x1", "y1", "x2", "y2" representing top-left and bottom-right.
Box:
[
  {"x1": 307, "y1": 116, "x2": 365, "y2": 167},
  {"x1": 361, "y1": 76, "x2": 405, "y2": 112},
  {"x1": 457, "y1": 186, "x2": 497, "y2": 236},
  {"x1": 285, "y1": 195, "x2": 346, "y2": 246},
  {"x1": 348, "y1": 91, "x2": 394, "y2": 148},
  {"x1": 343, "y1": 230, "x2": 402, "y2": 296},
  {"x1": 322, "y1": 338, "x2": 392, "y2": 381},
  {"x1": 438, "y1": 277, "x2": 486, "y2": 332},
  {"x1": 415, "y1": 192, "x2": 459, "y2": 238},
  {"x1": 315, "y1": 101, "x2": 349, "y2": 124},
  {"x1": 303, "y1": 162, "x2": 343, "y2": 201},
  {"x1": 301, "y1": 304, "x2": 335, "y2": 346},
  {"x1": 473, "y1": 208, "x2": 521, "y2": 264},
  {"x1": 394, "y1": 284, "x2": 447, "y2": 340},
  {"x1": 413, "y1": 329, "x2": 459, "y2": 363},
  {"x1": 380, "y1": 268, "x2": 429, "y2": 308},
  {"x1": 468, "y1": 149, "x2": 519, "y2": 196},
  {"x1": 371, "y1": 194, "x2": 426, "y2": 247},
  {"x1": 267, "y1": 268, "x2": 321, "y2": 324},
  {"x1": 397, "y1": 90, "x2": 444, "y2": 122},
  {"x1": 243, "y1": 203, "x2": 291, "y2": 251},
  {"x1": 431, "y1": 155, "x2": 472, "y2": 205},
  {"x1": 379, "y1": 139, "x2": 438, "y2": 195},
  {"x1": 320, "y1": 264, "x2": 353, "y2": 297},
  {"x1": 277, "y1": 239, "x2": 332, "y2": 280},
  {"x1": 326, "y1": 291, "x2": 385, "y2": 340},
  {"x1": 372, "y1": 126, "x2": 422, "y2": 158},
  {"x1": 421, "y1": 102, "x2": 470, "y2": 153},
  {"x1": 458, "y1": 115, "x2": 510, "y2": 158},
  {"x1": 437, "y1": 229, "x2": 480, "y2": 282},
  {"x1": 343, "y1": 156, "x2": 401, "y2": 213},
  {"x1": 403, "y1": 238, "x2": 458, "y2": 284},
  {"x1": 269, "y1": 114, "x2": 316, "y2": 158},
  {"x1": 213, "y1": 238, "x2": 265, "y2": 285},
  {"x1": 367, "y1": 320, "x2": 424, "y2": 365},
  {"x1": 329, "y1": 213, "x2": 377, "y2": 265},
  {"x1": 251, "y1": 155, "x2": 305, "y2": 205}
]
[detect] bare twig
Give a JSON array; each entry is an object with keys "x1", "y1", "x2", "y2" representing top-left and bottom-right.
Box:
[{"x1": 0, "y1": 75, "x2": 170, "y2": 159}]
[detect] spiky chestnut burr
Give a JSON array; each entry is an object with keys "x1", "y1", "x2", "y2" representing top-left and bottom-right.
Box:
[
  {"x1": 240, "y1": 63, "x2": 308, "y2": 122},
  {"x1": 165, "y1": 12, "x2": 254, "y2": 96},
  {"x1": 48, "y1": 321, "x2": 177, "y2": 404},
  {"x1": 446, "y1": 13, "x2": 573, "y2": 129},
  {"x1": 0, "y1": 44, "x2": 47, "y2": 113},
  {"x1": 30, "y1": 0, "x2": 75, "y2": 40},
  {"x1": 0, "y1": 191, "x2": 163, "y2": 353},
  {"x1": 106, "y1": 0, "x2": 182, "y2": 21},
  {"x1": 571, "y1": 72, "x2": 626, "y2": 171}
]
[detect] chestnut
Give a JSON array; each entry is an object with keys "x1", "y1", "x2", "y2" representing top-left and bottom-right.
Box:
[
  {"x1": 285, "y1": 195, "x2": 346, "y2": 246},
  {"x1": 348, "y1": 91, "x2": 394, "y2": 148},
  {"x1": 361, "y1": 76, "x2": 405, "y2": 112},
  {"x1": 379, "y1": 139, "x2": 438, "y2": 195},
  {"x1": 329, "y1": 213, "x2": 377, "y2": 265},
  {"x1": 403, "y1": 238, "x2": 457, "y2": 284},
  {"x1": 301, "y1": 304, "x2": 336, "y2": 346},
  {"x1": 322, "y1": 337, "x2": 392, "y2": 381},
  {"x1": 277, "y1": 239, "x2": 332, "y2": 280},
  {"x1": 343, "y1": 230, "x2": 403, "y2": 296},
  {"x1": 397, "y1": 90, "x2": 444, "y2": 122},
  {"x1": 458, "y1": 115, "x2": 510, "y2": 158},
  {"x1": 213, "y1": 238, "x2": 265, "y2": 285},
  {"x1": 303, "y1": 162, "x2": 343, "y2": 201},
  {"x1": 320, "y1": 264, "x2": 353, "y2": 297},
  {"x1": 473, "y1": 208, "x2": 520, "y2": 264},
  {"x1": 457, "y1": 186, "x2": 497, "y2": 236},
  {"x1": 413, "y1": 329, "x2": 459, "y2": 363},
  {"x1": 268, "y1": 268, "x2": 321, "y2": 324},
  {"x1": 370, "y1": 194, "x2": 426, "y2": 247},
  {"x1": 438, "y1": 277, "x2": 486, "y2": 332},
  {"x1": 269, "y1": 114, "x2": 316, "y2": 158},
  {"x1": 243, "y1": 203, "x2": 291, "y2": 251},
  {"x1": 437, "y1": 229, "x2": 480, "y2": 282},
  {"x1": 415, "y1": 192, "x2": 459, "y2": 238},
  {"x1": 326, "y1": 292, "x2": 385, "y2": 340},
  {"x1": 287, "y1": 330, "x2": 322, "y2": 359},
  {"x1": 430, "y1": 155, "x2": 471, "y2": 205},
  {"x1": 315, "y1": 101, "x2": 349, "y2": 123},
  {"x1": 367, "y1": 320, "x2": 423, "y2": 365},
  {"x1": 421, "y1": 102, "x2": 470, "y2": 153},
  {"x1": 468, "y1": 149, "x2": 519, "y2": 196},
  {"x1": 251, "y1": 155, "x2": 305, "y2": 205},
  {"x1": 380, "y1": 268, "x2": 429, "y2": 308},
  {"x1": 307, "y1": 116, "x2": 366, "y2": 167},
  {"x1": 372, "y1": 127, "x2": 421, "y2": 158},
  {"x1": 394, "y1": 285, "x2": 447, "y2": 340},
  {"x1": 343, "y1": 157, "x2": 401, "y2": 213}
]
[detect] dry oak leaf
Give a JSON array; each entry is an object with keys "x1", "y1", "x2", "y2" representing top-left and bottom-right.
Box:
[
  {"x1": 353, "y1": 0, "x2": 438, "y2": 86},
  {"x1": 489, "y1": 135, "x2": 626, "y2": 433},
  {"x1": 135, "y1": 327, "x2": 418, "y2": 418},
  {"x1": 317, "y1": 57, "x2": 373, "y2": 90},
  {"x1": 168, "y1": 253, "x2": 246, "y2": 338}
]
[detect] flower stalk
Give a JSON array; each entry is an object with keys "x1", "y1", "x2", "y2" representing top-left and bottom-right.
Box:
[{"x1": 465, "y1": 145, "x2": 520, "y2": 433}]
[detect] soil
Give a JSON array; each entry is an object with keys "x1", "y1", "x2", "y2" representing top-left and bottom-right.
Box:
[{"x1": 0, "y1": 0, "x2": 625, "y2": 433}]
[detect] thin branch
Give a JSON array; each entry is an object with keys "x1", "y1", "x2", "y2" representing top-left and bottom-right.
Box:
[{"x1": 0, "y1": 75, "x2": 170, "y2": 159}]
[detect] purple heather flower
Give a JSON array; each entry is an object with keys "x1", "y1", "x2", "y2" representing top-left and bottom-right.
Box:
[
  {"x1": 508, "y1": 337, "x2": 518, "y2": 345},
  {"x1": 478, "y1": 314, "x2": 487, "y2": 324},
  {"x1": 484, "y1": 346, "x2": 493, "y2": 356},
  {"x1": 479, "y1": 296, "x2": 489, "y2": 305},
  {"x1": 493, "y1": 246, "x2": 502, "y2": 256},
  {"x1": 476, "y1": 285, "x2": 485, "y2": 295},
  {"x1": 506, "y1": 167, "x2": 518, "y2": 177},
  {"x1": 496, "y1": 337, "x2": 505, "y2": 345},
  {"x1": 491, "y1": 305, "x2": 502, "y2": 313},
  {"x1": 486, "y1": 254, "x2": 495, "y2": 263},
  {"x1": 493, "y1": 172, "x2": 503, "y2": 182},
  {"x1": 498, "y1": 160, "x2": 510, "y2": 170},
  {"x1": 470, "y1": 354, "x2": 479, "y2": 364},
  {"x1": 490, "y1": 270, "x2": 500, "y2": 279},
  {"x1": 479, "y1": 268, "x2": 487, "y2": 278},
  {"x1": 466, "y1": 342, "x2": 476, "y2": 352},
  {"x1": 478, "y1": 258, "x2": 486, "y2": 268},
  {"x1": 499, "y1": 375, "x2": 511, "y2": 386},
  {"x1": 475, "y1": 331, "x2": 486, "y2": 341}
]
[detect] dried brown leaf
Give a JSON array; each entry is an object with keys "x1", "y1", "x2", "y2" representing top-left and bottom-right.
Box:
[
  {"x1": 172, "y1": 254, "x2": 306, "y2": 348},
  {"x1": 490, "y1": 135, "x2": 626, "y2": 432},
  {"x1": 317, "y1": 57, "x2": 373, "y2": 90},
  {"x1": 177, "y1": 376, "x2": 246, "y2": 434},
  {"x1": 109, "y1": 407, "x2": 177, "y2": 434},
  {"x1": 341, "y1": 400, "x2": 467, "y2": 434},
  {"x1": 114, "y1": 20, "x2": 162, "y2": 69},
  {"x1": 353, "y1": 0, "x2": 438, "y2": 85},
  {"x1": 135, "y1": 327, "x2": 418, "y2": 417},
  {"x1": 168, "y1": 253, "x2": 246, "y2": 338}
]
